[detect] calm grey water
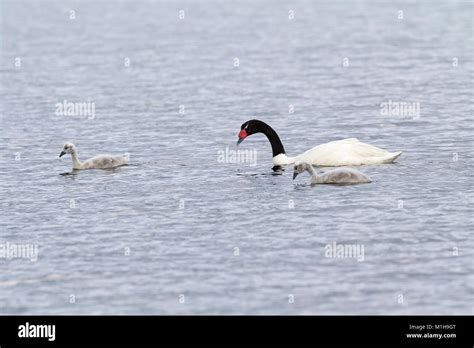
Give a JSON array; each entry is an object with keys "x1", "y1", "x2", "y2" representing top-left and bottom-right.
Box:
[{"x1": 0, "y1": 0, "x2": 472, "y2": 314}]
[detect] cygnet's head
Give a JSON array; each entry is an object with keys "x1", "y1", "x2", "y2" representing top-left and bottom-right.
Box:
[
  {"x1": 293, "y1": 161, "x2": 311, "y2": 180},
  {"x1": 59, "y1": 143, "x2": 76, "y2": 158}
]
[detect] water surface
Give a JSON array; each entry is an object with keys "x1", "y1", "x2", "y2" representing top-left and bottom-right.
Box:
[{"x1": 0, "y1": 0, "x2": 472, "y2": 314}]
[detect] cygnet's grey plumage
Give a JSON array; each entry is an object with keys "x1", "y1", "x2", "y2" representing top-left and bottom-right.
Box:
[
  {"x1": 293, "y1": 161, "x2": 371, "y2": 185},
  {"x1": 59, "y1": 143, "x2": 128, "y2": 170}
]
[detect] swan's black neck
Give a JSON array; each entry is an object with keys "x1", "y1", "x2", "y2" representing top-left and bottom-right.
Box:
[{"x1": 253, "y1": 120, "x2": 286, "y2": 157}]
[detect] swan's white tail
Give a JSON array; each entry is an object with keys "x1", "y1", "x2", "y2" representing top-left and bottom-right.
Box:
[{"x1": 381, "y1": 151, "x2": 402, "y2": 163}]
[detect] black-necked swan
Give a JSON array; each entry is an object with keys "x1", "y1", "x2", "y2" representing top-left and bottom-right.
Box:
[
  {"x1": 237, "y1": 120, "x2": 402, "y2": 167},
  {"x1": 59, "y1": 143, "x2": 129, "y2": 170},
  {"x1": 293, "y1": 161, "x2": 372, "y2": 185}
]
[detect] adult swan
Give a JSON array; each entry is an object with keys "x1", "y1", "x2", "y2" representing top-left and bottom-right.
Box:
[{"x1": 237, "y1": 120, "x2": 402, "y2": 167}]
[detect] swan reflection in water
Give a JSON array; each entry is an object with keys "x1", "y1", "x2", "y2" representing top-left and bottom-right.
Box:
[{"x1": 59, "y1": 166, "x2": 128, "y2": 177}]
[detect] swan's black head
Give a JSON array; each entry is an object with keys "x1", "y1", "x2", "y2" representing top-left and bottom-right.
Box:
[
  {"x1": 237, "y1": 119, "x2": 259, "y2": 145},
  {"x1": 236, "y1": 119, "x2": 286, "y2": 157}
]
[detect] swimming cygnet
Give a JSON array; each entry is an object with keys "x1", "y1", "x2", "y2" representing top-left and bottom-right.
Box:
[
  {"x1": 292, "y1": 161, "x2": 372, "y2": 185},
  {"x1": 59, "y1": 143, "x2": 129, "y2": 170}
]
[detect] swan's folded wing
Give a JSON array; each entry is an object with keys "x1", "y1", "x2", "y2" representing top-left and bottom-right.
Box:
[
  {"x1": 84, "y1": 154, "x2": 129, "y2": 169},
  {"x1": 299, "y1": 139, "x2": 401, "y2": 166}
]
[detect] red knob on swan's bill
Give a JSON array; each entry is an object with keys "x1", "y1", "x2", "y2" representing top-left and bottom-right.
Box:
[{"x1": 237, "y1": 129, "x2": 247, "y2": 145}]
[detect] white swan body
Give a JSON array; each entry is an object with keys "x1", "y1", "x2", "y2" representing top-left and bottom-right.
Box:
[
  {"x1": 293, "y1": 162, "x2": 372, "y2": 185},
  {"x1": 273, "y1": 138, "x2": 402, "y2": 167},
  {"x1": 59, "y1": 143, "x2": 128, "y2": 170},
  {"x1": 237, "y1": 120, "x2": 401, "y2": 167}
]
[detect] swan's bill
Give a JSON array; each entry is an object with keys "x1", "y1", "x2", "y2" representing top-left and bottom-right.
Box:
[{"x1": 237, "y1": 129, "x2": 247, "y2": 145}]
